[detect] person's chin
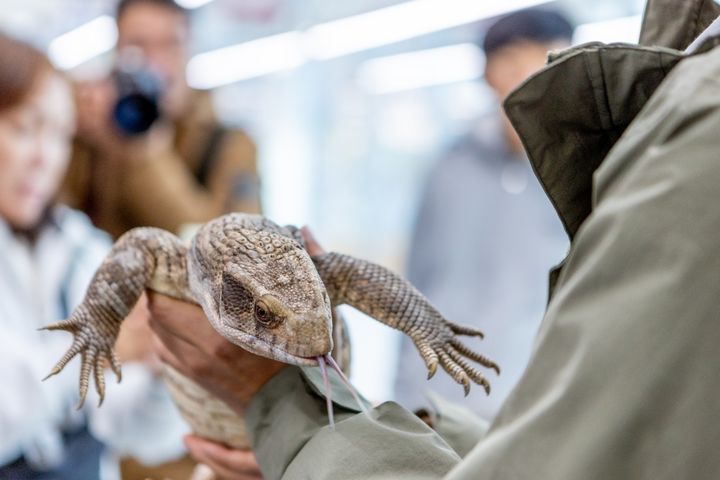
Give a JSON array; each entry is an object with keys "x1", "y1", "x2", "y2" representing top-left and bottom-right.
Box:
[{"x1": 10, "y1": 200, "x2": 48, "y2": 229}]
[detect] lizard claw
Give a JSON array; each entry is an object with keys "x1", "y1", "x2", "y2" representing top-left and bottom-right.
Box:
[
  {"x1": 413, "y1": 320, "x2": 499, "y2": 396},
  {"x1": 415, "y1": 340, "x2": 439, "y2": 380},
  {"x1": 42, "y1": 308, "x2": 122, "y2": 409},
  {"x1": 44, "y1": 336, "x2": 86, "y2": 382},
  {"x1": 39, "y1": 319, "x2": 78, "y2": 333},
  {"x1": 75, "y1": 346, "x2": 119, "y2": 409},
  {"x1": 427, "y1": 362, "x2": 438, "y2": 380}
]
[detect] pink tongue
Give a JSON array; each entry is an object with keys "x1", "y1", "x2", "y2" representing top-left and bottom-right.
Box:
[{"x1": 317, "y1": 356, "x2": 335, "y2": 428}]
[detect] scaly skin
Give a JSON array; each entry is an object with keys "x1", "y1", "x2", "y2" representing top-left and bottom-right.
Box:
[
  {"x1": 313, "y1": 252, "x2": 499, "y2": 394},
  {"x1": 43, "y1": 213, "x2": 499, "y2": 447}
]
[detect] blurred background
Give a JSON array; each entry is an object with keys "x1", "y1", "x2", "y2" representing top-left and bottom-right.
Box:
[{"x1": 0, "y1": 0, "x2": 645, "y2": 403}]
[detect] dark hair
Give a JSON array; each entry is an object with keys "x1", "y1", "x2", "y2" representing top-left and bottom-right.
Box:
[
  {"x1": 0, "y1": 33, "x2": 53, "y2": 113},
  {"x1": 116, "y1": 0, "x2": 189, "y2": 22},
  {"x1": 482, "y1": 9, "x2": 573, "y2": 58}
]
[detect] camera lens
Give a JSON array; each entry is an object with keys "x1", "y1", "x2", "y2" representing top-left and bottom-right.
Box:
[
  {"x1": 112, "y1": 57, "x2": 163, "y2": 136},
  {"x1": 113, "y1": 92, "x2": 159, "y2": 135}
]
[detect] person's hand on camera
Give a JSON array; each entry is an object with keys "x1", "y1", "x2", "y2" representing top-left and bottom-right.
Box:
[
  {"x1": 184, "y1": 435, "x2": 263, "y2": 480},
  {"x1": 75, "y1": 79, "x2": 117, "y2": 148},
  {"x1": 300, "y1": 226, "x2": 326, "y2": 257},
  {"x1": 75, "y1": 79, "x2": 174, "y2": 164},
  {"x1": 147, "y1": 292, "x2": 286, "y2": 416}
]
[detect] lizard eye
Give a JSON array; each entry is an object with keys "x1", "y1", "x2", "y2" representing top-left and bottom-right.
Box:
[{"x1": 254, "y1": 300, "x2": 280, "y2": 328}]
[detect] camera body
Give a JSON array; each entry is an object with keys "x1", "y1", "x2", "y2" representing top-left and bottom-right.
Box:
[{"x1": 112, "y1": 63, "x2": 163, "y2": 136}]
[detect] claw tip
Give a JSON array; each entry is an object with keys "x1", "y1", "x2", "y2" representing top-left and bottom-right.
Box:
[
  {"x1": 427, "y1": 363, "x2": 437, "y2": 380},
  {"x1": 42, "y1": 368, "x2": 60, "y2": 382}
]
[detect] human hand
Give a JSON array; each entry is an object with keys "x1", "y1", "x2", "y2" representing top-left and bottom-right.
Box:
[
  {"x1": 185, "y1": 435, "x2": 263, "y2": 480},
  {"x1": 114, "y1": 293, "x2": 162, "y2": 372},
  {"x1": 75, "y1": 78, "x2": 174, "y2": 162},
  {"x1": 75, "y1": 79, "x2": 117, "y2": 147},
  {"x1": 300, "y1": 226, "x2": 326, "y2": 257},
  {"x1": 147, "y1": 292, "x2": 287, "y2": 416}
]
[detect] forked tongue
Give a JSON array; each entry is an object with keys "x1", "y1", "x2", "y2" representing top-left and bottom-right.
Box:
[
  {"x1": 324, "y1": 354, "x2": 369, "y2": 416},
  {"x1": 317, "y1": 354, "x2": 371, "y2": 429},
  {"x1": 317, "y1": 355, "x2": 335, "y2": 428}
]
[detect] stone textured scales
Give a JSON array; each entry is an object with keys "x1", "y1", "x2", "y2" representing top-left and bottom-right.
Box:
[{"x1": 43, "y1": 213, "x2": 499, "y2": 448}]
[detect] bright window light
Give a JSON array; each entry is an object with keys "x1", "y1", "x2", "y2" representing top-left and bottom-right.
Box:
[
  {"x1": 175, "y1": 0, "x2": 214, "y2": 9},
  {"x1": 187, "y1": 31, "x2": 306, "y2": 89},
  {"x1": 48, "y1": 16, "x2": 118, "y2": 70},
  {"x1": 305, "y1": 0, "x2": 552, "y2": 60},
  {"x1": 573, "y1": 15, "x2": 643, "y2": 45},
  {"x1": 357, "y1": 43, "x2": 484, "y2": 94}
]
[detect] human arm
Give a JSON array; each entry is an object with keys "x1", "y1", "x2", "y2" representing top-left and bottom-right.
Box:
[{"x1": 443, "y1": 49, "x2": 720, "y2": 479}]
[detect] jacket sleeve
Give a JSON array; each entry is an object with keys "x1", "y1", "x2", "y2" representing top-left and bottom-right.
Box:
[{"x1": 245, "y1": 367, "x2": 461, "y2": 480}]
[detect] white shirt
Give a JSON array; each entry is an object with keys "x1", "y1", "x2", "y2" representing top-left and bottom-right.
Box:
[{"x1": 0, "y1": 206, "x2": 188, "y2": 477}]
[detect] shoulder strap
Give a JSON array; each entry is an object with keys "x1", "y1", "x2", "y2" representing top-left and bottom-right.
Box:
[{"x1": 195, "y1": 126, "x2": 226, "y2": 187}]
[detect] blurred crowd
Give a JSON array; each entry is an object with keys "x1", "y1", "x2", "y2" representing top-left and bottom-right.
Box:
[{"x1": 0, "y1": 1, "x2": 572, "y2": 479}]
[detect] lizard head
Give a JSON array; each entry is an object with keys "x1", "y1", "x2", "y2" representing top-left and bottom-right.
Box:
[{"x1": 189, "y1": 224, "x2": 333, "y2": 366}]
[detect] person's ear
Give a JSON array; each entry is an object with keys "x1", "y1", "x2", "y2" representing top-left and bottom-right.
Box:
[{"x1": 484, "y1": 60, "x2": 500, "y2": 92}]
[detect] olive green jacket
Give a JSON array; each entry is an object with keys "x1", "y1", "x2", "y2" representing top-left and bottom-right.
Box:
[{"x1": 245, "y1": 2, "x2": 720, "y2": 478}]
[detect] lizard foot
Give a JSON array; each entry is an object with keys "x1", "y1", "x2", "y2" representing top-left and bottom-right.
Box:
[
  {"x1": 41, "y1": 306, "x2": 122, "y2": 408},
  {"x1": 412, "y1": 321, "x2": 500, "y2": 396}
]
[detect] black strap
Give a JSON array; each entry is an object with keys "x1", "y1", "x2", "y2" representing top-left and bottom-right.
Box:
[{"x1": 194, "y1": 126, "x2": 225, "y2": 187}]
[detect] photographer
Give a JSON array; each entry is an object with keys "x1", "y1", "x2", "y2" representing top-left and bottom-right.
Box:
[{"x1": 63, "y1": 0, "x2": 261, "y2": 239}]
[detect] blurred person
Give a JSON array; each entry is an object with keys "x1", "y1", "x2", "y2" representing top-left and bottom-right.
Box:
[
  {"x1": 0, "y1": 33, "x2": 187, "y2": 480},
  {"x1": 395, "y1": 9, "x2": 572, "y2": 421},
  {"x1": 63, "y1": 0, "x2": 261, "y2": 239}
]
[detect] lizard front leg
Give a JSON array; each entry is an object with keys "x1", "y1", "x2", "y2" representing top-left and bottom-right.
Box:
[
  {"x1": 313, "y1": 252, "x2": 499, "y2": 395},
  {"x1": 42, "y1": 227, "x2": 192, "y2": 407}
]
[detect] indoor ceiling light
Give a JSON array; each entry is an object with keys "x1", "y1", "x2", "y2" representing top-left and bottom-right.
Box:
[
  {"x1": 48, "y1": 15, "x2": 117, "y2": 70},
  {"x1": 356, "y1": 43, "x2": 484, "y2": 94},
  {"x1": 187, "y1": 0, "x2": 550, "y2": 88},
  {"x1": 187, "y1": 31, "x2": 306, "y2": 89},
  {"x1": 305, "y1": 0, "x2": 552, "y2": 60},
  {"x1": 175, "y1": 0, "x2": 215, "y2": 9}
]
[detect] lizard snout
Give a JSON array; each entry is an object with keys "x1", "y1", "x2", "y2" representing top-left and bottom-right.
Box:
[{"x1": 283, "y1": 311, "x2": 334, "y2": 358}]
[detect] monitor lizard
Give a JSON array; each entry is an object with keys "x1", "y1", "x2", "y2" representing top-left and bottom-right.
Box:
[{"x1": 42, "y1": 213, "x2": 499, "y2": 451}]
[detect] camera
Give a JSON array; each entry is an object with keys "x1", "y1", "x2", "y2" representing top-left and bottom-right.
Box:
[{"x1": 112, "y1": 55, "x2": 163, "y2": 136}]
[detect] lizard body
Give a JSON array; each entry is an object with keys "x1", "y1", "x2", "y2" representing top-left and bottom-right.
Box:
[{"x1": 43, "y1": 213, "x2": 498, "y2": 448}]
